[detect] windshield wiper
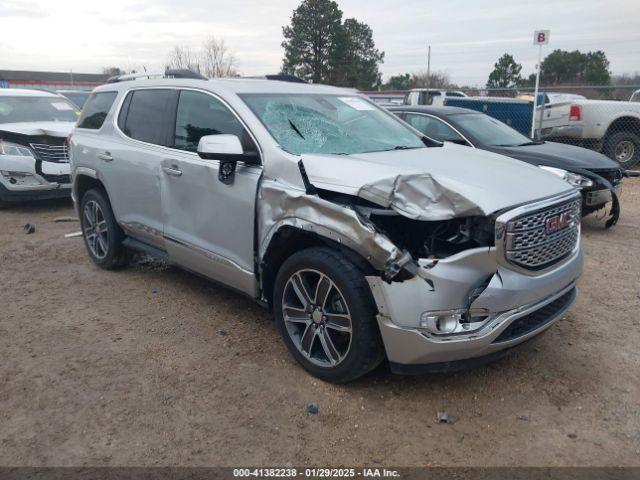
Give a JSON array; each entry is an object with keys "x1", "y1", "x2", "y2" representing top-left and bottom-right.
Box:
[
  {"x1": 374, "y1": 145, "x2": 424, "y2": 153},
  {"x1": 288, "y1": 119, "x2": 305, "y2": 139},
  {"x1": 393, "y1": 145, "x2": 414, "y2": 150}
]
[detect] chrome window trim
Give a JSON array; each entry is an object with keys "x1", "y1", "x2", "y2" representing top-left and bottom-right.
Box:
[
  {"x1": 401, "y1": 112, "x2": 475, "y2": 147},
  {"x1": 494, "y1": 190, "x2": 582, "y2": 277},
  {"x1": 112, "y1": 85, "x2": 264, "y2": 166}
]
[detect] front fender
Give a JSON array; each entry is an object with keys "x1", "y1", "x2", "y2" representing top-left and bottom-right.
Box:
[{"x1": 257, "y1": 179, "x2": 402, "y2": 272}]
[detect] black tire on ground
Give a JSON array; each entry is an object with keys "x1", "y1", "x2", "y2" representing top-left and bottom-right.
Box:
[
  {"x1": 273, "y1": 247, "x2": 385, "y2": 383},
  {"x1": 604, "y1": 131, "x2": 640, "y2": 169},
  {"x1": 79, "y1": 188, "x2": 128, "y2": 269}
]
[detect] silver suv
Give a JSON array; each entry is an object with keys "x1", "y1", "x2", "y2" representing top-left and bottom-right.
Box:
[{"x1": 70, "y1": 74, "x2": 583, "y2": 382}]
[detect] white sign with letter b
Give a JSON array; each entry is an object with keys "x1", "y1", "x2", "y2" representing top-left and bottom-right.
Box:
[{"x1": 534, "y1": 30, "x2": 550, "y2": 45}]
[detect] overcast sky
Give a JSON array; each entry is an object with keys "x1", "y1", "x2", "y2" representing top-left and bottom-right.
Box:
[{"x1": 1, "y1": 0, "x2": 638, "y2": 86}]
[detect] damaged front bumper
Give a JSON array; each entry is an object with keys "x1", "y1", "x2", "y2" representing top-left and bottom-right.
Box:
[
  {"x1": 0, "y1": 175, "x2": 71, "y2": 202},
  {"x1": 0, "y1": 159, "x2": 71, "y2": 203},
  {"x1": 366, "y1": 246, "x2": 582, "y2": 371}
]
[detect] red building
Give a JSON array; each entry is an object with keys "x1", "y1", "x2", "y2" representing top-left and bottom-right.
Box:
[{"x1": 0, "y1": 69, "x2": 109, "y2": 92}]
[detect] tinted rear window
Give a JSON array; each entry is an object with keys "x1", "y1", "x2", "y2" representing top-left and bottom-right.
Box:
[
  {"x1": 120, "y1": 89, "x2": 174, "y2": 145},
  {"x1": 77, "y1": 92, "x2": 118, "y2": 129}
]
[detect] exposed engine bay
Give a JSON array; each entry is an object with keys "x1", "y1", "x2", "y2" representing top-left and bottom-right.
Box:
[{"x1": 316, "y1": 188, "x2": 495, "y2": 261}]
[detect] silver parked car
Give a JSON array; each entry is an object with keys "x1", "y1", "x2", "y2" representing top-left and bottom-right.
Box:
[{"x1": 69, "y1": 73, "x2": 583, "y2": 382}]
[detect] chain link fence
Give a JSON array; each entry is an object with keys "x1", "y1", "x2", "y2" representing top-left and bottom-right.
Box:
[{"x1": 365, "y1": 85, "x2": 640, "y2": 168}]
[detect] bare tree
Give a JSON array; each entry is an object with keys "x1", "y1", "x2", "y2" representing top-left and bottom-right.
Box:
[
  {"x1": 410, "y1": 70, "x2": 456, "y2": 89},
  {"x1": 201, "y1": 36, "x2": 238, "y2": 78},
  {"x1": 102, "y1": 67, "x2": 124, "y2": 77},
  {"x1": 167, "y1": 46, "x2": 200, "y2": 72}
]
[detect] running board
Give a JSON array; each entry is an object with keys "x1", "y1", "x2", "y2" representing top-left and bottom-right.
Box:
[{"x1": 122, "y1": 237, "x2": 169, "y2": 259}]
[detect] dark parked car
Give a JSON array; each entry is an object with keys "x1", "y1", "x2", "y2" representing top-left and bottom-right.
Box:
[
  {"x1": 56, "y1": 90, "x2": 91, "y2": 109},
  {"x1": 389, "y1": 106, "x2": 625, "y2": 227}
]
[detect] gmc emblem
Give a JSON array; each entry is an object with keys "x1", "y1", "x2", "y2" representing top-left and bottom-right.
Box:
[{"x1": 545, "y1": 212, "x2": 573, "y2": 234}]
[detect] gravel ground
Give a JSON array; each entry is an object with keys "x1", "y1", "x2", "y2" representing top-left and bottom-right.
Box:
[{"x1": 0, "y1": 178, "x2": 639, "y2": 467}]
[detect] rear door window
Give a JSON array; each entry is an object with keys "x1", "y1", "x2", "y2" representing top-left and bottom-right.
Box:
[
  {"x1": 77, "y1": 91, "x2": 118, "y2": 129},
  {"x1": 120, "y1": 89, "x2": 175, "y2": 145}
]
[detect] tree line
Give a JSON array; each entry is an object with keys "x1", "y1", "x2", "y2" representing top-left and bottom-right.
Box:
[{"x1": 486, "y1": 50, "x2": 611, "y2": 89}]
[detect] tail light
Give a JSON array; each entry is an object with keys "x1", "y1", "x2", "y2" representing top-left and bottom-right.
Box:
[{"x1": 569, "y1": 105, "x2": 582, "y2": 121}]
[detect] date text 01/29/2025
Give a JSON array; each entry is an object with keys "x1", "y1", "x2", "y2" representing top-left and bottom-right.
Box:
[{"x1": 232, "y1": 468, "x2": 401, "y2": 478}]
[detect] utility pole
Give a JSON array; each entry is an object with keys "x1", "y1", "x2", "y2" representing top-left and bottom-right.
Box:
[
  {"x1": 531, "y1": 30, "x2": 549, "y2": 138},
  {"x1": 426, "y1": 45, "x2": 431, "y2": 89}
]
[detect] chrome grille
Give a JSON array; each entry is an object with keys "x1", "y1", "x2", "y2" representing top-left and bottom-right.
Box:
[
  {"x1": 503, "y1": 198, "x2": 581, "y2": 271},
  {"x1": 29, "y1": 143, "x2": 69, "y2": 163}
]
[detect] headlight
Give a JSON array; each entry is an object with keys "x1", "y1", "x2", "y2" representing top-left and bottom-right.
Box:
[
  {"x1": 539, "y1": 165, "x2": 593, "y2": 188},
  {"x1": 0, "y1": 140, "x2": 35, "y2": 158}
]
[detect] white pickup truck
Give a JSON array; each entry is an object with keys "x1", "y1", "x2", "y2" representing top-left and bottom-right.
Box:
[
  {"x1": 404, "y1": 89, "x2": 468, "y2": 106},
  {"x1": 535, "y1": 97, "x2": 640, "y2": 168}
]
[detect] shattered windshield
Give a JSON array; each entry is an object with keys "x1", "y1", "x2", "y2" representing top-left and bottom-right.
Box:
[{"x1": 240, "y1": 94, "x2": 425, "y2": 155}]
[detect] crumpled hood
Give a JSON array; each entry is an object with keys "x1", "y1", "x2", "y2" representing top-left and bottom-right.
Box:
[
  {"x1": 489, "y1": 141, "x2": 621, "y2": 171},
  {"x1": 0, "y1": 121, "x2": 75, "y2": 138},
  {"x1": 301, "y1": 143, "x2": 574, "y2": 220}
]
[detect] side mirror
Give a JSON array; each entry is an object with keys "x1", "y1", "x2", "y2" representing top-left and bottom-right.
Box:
[{"x1": 197, "y1": 134, "x2": 260, "y2": 185}]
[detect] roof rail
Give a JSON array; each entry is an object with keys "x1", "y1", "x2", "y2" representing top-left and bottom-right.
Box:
[
  {"x1": 106, "y1": 69, "x2": 208, "y2": 84},
  {"x1": 165, "y1": 69, "x2": 208, "y2": 80},
  {"x1": 264, "y1": 74, "x2": 307, "y2": 84},
  {"x1": 243, "y1": 74, "x2": 308, "y2": 84}
]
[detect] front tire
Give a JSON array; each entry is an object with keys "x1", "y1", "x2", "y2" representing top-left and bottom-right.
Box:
[
  {"x1": 605, "y1": 131, "x2": 639, "y2": 169},
  {"x1": 79, "y1": 189, "x2": 128, "y2": 269},
  {"x1": 273, "y1": 247, "x2": 385, "y2": 383}
]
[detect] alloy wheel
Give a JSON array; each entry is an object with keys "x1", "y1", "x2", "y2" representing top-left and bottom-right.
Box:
[
  {"x1": 83, "y1": 200, "x2": 109, "y2": 260},
  {"x1": 281, "y1": 269, "x2": 353, "y2": 367}
]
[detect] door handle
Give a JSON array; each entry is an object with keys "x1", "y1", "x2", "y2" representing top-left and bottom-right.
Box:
[
  {"x1": 162, "y1": 166, "x2": 182, "y2": 177},
  {"x1": 97, "y1": 152, "x2": 113, "y2": 162}
]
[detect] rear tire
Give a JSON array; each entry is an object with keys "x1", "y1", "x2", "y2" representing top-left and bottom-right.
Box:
[
  {"x1": 273, "y1": 247, "x2": 385, "y2": 383},
  {"x1": 605, "y1": 131, "x2": 640, "y2": 169},
  {"x1": 79, "y1": 189, "x2": 128, "y2": 269}
]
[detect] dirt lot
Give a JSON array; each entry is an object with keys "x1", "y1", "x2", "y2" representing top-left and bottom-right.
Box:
[{"x1": 1, "y1": 179, "x2": 639, "y2": 468}]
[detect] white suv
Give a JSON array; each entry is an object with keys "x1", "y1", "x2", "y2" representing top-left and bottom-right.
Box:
[
  {"x1": 69, "y1": 73, "x2": 582, "y2": 382},
  {"x1": 0, "y1": 89, "x2": 78, "y2": 206}
]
